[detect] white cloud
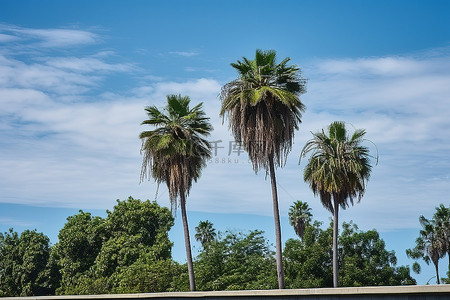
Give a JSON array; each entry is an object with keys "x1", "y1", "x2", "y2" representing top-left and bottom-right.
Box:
[
  {"x1": 294, "y1": 52, "x2": 450, "y2": 231},
  {"x1": 1, "y1": 25, "x2": 449, "y2": 233},
  {"x1": 44, "y1": 57, "x2": 135, "y2": 73},
  {"x1": 0, "y1": 217, "x2": 34, "y2": 227},
  {"x1": 0, "y1": 25, "x2": 98, "y2": 48},
  {"x1": 169, "y1": 51, "x2": 199, "y2": 57},
  {"x1": 0, "y1": 33, "x2": 20, "y2": 43}
]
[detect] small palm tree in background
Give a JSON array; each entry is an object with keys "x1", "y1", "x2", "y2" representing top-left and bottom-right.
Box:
[
  {"x1": 139, "y1": 94, "x2": 212, "y2": 291},
  {"x1": 288, "y1": 201, "x2": 312, "y2": 239},
  {"x1": 195, "y1": 220, "x2": 216, "y2": 248},
  {"x1": 407, "y1": 209, "x2": 448, "y2": 284},
  {"x1": 220, "y1": 49, "x2": 306, "y2": 289},
  {"x1": 433, "y1": 204, "x2": 450, "y2": 270},
  {"x1": 300, "y1": 121, "x2": 375, "y2": 288}
]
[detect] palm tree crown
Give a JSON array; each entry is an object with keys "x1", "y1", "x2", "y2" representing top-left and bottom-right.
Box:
[
  {"x1": 288, "y1": 201, "x2": 313, "y2": 239},
  {"x1": 195, "y1": 220, "x2": 216, "y2": 248},
  {"x1": 220, "y1": 49, "x2": 306, "y2": 172},
  {"x1": 301, "y1": 121, "x2": 373, "y2": 213},
  {"x1": 140, "y1": 94, "x2": 212, "y2": 209}
]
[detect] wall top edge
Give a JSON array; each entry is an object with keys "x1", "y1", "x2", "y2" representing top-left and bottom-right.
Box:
[{"x1": 4, "y1": 285, "x2": 450, "y2": 300}]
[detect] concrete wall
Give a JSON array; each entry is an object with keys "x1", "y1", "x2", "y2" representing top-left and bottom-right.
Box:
[{"x1": 4, "y1": 285, "x2": 450, "y2": 300}]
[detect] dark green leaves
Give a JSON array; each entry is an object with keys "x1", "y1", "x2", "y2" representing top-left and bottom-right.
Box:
[{"x1": 0, "y1": 229, "x2": 52, "y2": 296}]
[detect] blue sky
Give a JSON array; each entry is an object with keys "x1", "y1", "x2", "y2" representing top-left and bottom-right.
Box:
[{"x1": 1, "y1": 0, "x2": 450, "y2": 285}]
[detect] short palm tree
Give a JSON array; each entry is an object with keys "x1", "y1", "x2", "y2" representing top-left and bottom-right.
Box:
[
  {"x1": 406, "y1": 215, "x2": 446, "y2": 284},
  {"x1": 140, "y1": 94, "x2": 212, "y2": 291},
  {"x1": 433, "y1": 204, "x2": 450, "y2": 270},
  {"x1": 300, "y1": 121, "x2": 374, "y2": 288},
  {"x1": 195, "y1": 220, "x2": 216, "y2": 248},
  {"x1": 220, "y1": 49, "x2": 306, "y2": 289},
  {"x1": 288, "y1": 201, "x2": 312, "y2": 239}
]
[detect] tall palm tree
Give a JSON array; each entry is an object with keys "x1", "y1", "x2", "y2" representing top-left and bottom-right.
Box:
[
  {"x1": 220, "y1": 49, "x2": 306, "y2": 289},
  {"x1": 288, "y1": 201, "x2": 312, "y2": 239},
  {"x1": 406, "y1": 215, "x2": 446, "y2": 284},
  {"x1": 195, "y1": 220, "x2": 216, "y2": 248},
  {"x1": 140, "y1": 94, "x2": 212, "y2": 291},
  {"x1": 300, "y1": 121, "x2": 374, "y2": 288}
]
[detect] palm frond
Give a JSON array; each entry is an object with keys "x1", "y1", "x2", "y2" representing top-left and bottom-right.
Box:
[
  {"x1": 220, "y1": 49, "x2": 306, "y2": 173},
  {"x1": 139, "y1": 94, "x2": 212, "y2": 210}
]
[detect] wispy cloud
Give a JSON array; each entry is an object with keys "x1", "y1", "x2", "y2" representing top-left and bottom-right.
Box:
[
  {"x1": 0, "y1": 217, "x2": 35, "y2": 227},
  {"x1": 44, "y1": 56, "x2": 135, "y2": 73},
  {"x1": 0, "y1": 33, "x2": 20, "y2": 43},
  {"x1": 0, "y1": 24, "x2": 98, "y2": 48},
  {"x1": 169, "y1": 51, "x2": 199, "y2": 57}
]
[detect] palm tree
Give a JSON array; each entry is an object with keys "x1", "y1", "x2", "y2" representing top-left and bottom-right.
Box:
[
  {"x1": 406, "y1": 215, "x2": 446, "y2": 284},
  {"x1": 220, "y1": 49, "x2": 306, "y2": 289},
  {"x1": 288, "y1": 201, "x2": 312, "y2": 239},
  {"x1": 300, "y1": 121, "x2": 374, "y2": 288},
  {"x1": 195, "y1": 220, "x2": 216, "y2": 248},
  {"x1": 433, "y1": 204, "x2": 450, "y2": 270},
  {"x1": 139, "y1": 94, "x2": 212, "y2": 291}
]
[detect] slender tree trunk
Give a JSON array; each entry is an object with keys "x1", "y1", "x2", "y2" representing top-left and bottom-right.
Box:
[
  {"x1": 268, "y1": 154, "x2": 285, "y2": 289},
  {"x1": 180, "y1": 193, "x2": 196, "y2": 291},
  {"x1": 448, "y1": 251, "x2": 450, "y2": 275},
  {"x1": 434, "y1": 261, "x2": 440, "y2": 284},
  {"x1": 333, "y1": 198, "x2": 339, "y2": 288}
]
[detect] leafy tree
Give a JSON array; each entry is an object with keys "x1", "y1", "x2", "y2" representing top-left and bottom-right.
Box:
[
  {"x1": 284, "y1": 221, "x2": 333, "y2": 288},
  {"x1": 140, "y1": 95, "x2": 212, "y2": 291},
  {"x1": 52, "y1": 210, "x2": 106, "y2": 294},
  {"x1": 407, "y1": 215, "x2": 446, "y2": 284},
  {"x1": 55, "y1": 197, "x2": 176, "y2": 294},
  {"x1": 195, "y1": 220, "x2": 216, "y2": 248},
  {"x1": 195, "y1": 230, "x2": 277, "y2": 291},
  {"x1": 339, "y1": 222, "x2": 415, "y2": 286},
  {"x1": 300, "y1": 121, "x2": 375, "y2": 287},
  {"x1": 220, "y1": 49, "x2": 306, "y2": 288},
  {"x1": 288, "y1": 201, "x2": 312, "y2": 239},
  {"x1": 284, "y1": 220, "x2": 415, "y2": 288},
  {"x1": 0, "y1": 229, "x2": 52, "y2": 296}
]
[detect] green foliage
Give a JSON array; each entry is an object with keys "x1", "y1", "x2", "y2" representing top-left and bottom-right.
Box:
[
  {"x1": 195, "y1": 220, "x2": 216, "y2": 248},
  {"x1": 284, "y1": 221, "x2": 416, "y2": 288},
  {"x1": 195, "y1": 230, "x2": 278, "y2": 291},
  {"x1": 339, "y1": 222, "x2": 415, "y2": 286},
  {"x1": 52, "y1": 210, "x2": 105, "y2": 292},
  {"x1": 0, "y1": 229, "x2": 52, "y2": 296},
  {"x1": 284, "y1": 221, "x2": 333, "y2": 288},
  {"x1": 54, "y1": 197, "x2": 176, "y2": 295}
]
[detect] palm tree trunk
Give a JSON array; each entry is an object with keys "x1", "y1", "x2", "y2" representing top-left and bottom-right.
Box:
[
  {"x1": 448, "y1": 251, "x2": 450, "y2": 274},
  {"x1": 434, "y1": 261, "x2": 440, "y2": 284},
  {"x1": 268, "y1": 154, "x2": 285, "y2": 289},
  {"x1": 333, "y1": 197, "x2": 339, "y2": 288},
  {"x1": 180, "y1": 193, "x2": 196, "y2": 291}
]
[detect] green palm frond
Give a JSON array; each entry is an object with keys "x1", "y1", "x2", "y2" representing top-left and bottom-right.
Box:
[
  {"x1": 139, "y1": 94, "x2": 212, "y2": 210},
  {"x1": 220, "y1": 49, "x2": 306, "y2": 173},
  {"x1": 288, "y1": 201, "x2": 313, "y2": 239},
  {"x1": 301, "y1": 121, "x2": 375, "y2": 214}
]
